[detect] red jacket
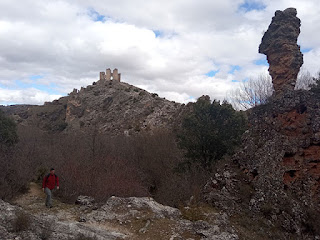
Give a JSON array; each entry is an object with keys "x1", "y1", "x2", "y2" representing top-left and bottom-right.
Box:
[{"x1": 42, "y1": 174, "x2": 59, "y2": 190}]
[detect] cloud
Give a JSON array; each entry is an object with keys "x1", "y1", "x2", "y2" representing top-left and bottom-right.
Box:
[
  {"x1": 0, "y1": 87, "x2": 61, "y2": 105},
  {"x1": 0, "y1": 0, "x2": 319, "y2": 105}
]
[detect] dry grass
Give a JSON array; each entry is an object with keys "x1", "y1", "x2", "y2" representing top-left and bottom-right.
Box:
[{"x1": 180, "y1": 203, "x2": 217, "y2": 222}]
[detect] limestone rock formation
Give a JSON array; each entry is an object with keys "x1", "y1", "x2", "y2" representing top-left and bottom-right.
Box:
[
  {"x1": 259, "y1": 8, "x2": 303, "y2": 94},
  {"x1": 204, "y1": 90, "x2": 320, "y2": 239},
  {"x1": 0, "y1": 192, "x2": 239, "y2": 240}
]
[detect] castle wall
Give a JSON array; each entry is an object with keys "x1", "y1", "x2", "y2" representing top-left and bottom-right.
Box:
[
  {"x1": 113, "y1": 68, "x2": 120, "y2": 81},
  {"x1": 100, "y1": 68, "x2": 121, "y2": 82},
  {"x1": 100, "y1": 72, "x2": 105, "y2": 81},
  {"x1": 106, "y1": 68, "x2": 112, "y2": 80}
]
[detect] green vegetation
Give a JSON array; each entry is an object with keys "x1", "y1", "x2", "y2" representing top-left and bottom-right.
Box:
[
  {"x1": 178, "y1": 96, "x2": 247, "y2": 170},
  {"x1": 0, "y1": 110, "x2": 18, "y2": 146}
]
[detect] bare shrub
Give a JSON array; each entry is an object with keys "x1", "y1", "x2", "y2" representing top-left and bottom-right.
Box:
[
  {"x1": 0, "y1": 144, "x2": 33, "y2": 200},
  {"x1": 295, "y1": 68, "x2": 315, "y2": 90},
  {"x1": 11, "y1": 210, "x2": 31, "y2": 232},
  {"x1": 114, "y1": 129, "x2": 211, "y2": 207},
  {"x1": 56, "y1": 155, "x2": 147, "y2": 202},
  {"x1": 2, "y1": 124, "x2": 209, "y2": 207},
  {"x1": 228, "y1": 70, "x2": 316, "y2": 110},
  {"x1": 39, "y1": 222, "x2": 52, "y2": 240},
  {"x1": 72, "y1": 234, "x2": 98, "y2": 240},
  {"x1": 228, "y1": 74, "x2": 274, "y2": 110}
]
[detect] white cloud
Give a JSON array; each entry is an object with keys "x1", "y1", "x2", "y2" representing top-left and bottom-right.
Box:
[
  {"x1": 0, "y1": 88, "x2": 61, "y2": 105},
  {"x1": 0, "y1": 0, "x2": 319, "y2": 105}
]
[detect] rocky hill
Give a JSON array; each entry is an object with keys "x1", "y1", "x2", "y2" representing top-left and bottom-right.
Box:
[{"x1": 1, "y1": 78, "x2": 184, "y2": 135}]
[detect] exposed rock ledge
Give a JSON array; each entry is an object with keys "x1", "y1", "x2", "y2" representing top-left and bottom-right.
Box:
[{"x1": 0, "y1": 183, "x2": 238, "y2": 240}]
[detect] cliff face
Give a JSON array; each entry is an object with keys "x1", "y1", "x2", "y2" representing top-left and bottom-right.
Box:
[
  {"x1": 204, "y1": 91, "x2": 320, "y2": 239},
  {"x1": 1, "y1": 79, "x2": 184, "y2": 135},
  {"x1": 235, "y1": 90, "x2": 320, "y2": 201},
  {"x1": 259, "y1": 8, "x2": 303, "y2": 94}
]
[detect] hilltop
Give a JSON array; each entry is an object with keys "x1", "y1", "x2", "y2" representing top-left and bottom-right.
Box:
[{"x1": 1, "y1": 73, "x2": 184, "y2": 135}]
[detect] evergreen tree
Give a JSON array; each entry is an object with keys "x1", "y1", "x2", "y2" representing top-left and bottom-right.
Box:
[
  {"x1": 178, "y1": 96, "x2": 247, "y2": 170},
  {"x1": 0, "y1": 110, "x2": 18, "y2": 147}
]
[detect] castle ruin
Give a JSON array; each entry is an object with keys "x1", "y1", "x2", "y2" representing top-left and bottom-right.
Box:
[{"x1": 100, "y1": 68, "x2": 121, "y2": 82}]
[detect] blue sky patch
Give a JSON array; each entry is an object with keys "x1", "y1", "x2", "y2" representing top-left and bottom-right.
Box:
[
  {"x1": 15, "y1": 80, "x2": 63, "y2": 95},
  {"x1": 254, "y1": 58, "x2": 268, "y2": 66},
  {"x1": 301, "y1": 48, "x2": 312, "y2": 53},
  {"x1": 239, "y1": 1, "x2": 266, "y2": 12},
  {"x1": 88, "y1": 8, "x2": 106, "y2": 22},
  {"x1": 232, "y1": 80, "x2": 240, "y2": 83},
  {"x1": 153, "y1": 30, "x2": 162, "y2": 38},
  {"x1": 206, "y1": 70, "x2": 219, "y2": 77},
  {"x1": 29, "y1": 75, "x2": 44, "y2": 81},
  {"x1": 229, "y1": 65, "x2": 241, "y2": 74}
]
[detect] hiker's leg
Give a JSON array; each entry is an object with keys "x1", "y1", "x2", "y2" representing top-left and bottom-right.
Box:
[{"x1": 45, "y1": 188, "x2": 52, "y2": 207}]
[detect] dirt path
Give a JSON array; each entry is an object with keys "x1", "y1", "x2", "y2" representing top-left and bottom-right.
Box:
[
  {"x1": 12, "y1": 182, "x2": 134, "y2": 238},
  {"x1": 13, "y1": 182, "x2": 79, "y2": 222}
]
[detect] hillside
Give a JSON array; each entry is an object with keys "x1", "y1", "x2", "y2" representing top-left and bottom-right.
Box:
[{"x1": 1, "y1": 78, "x2": 184, "y2": 135}]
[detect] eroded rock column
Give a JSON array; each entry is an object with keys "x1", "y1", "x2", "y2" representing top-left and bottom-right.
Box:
[{"x1": 259, "y1": 8, "x2": 303, "y2": 94}]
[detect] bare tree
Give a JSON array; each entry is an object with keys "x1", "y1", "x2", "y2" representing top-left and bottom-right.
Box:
[
  {"x1": 228, "y1": 74, "x2": 274, "y2": 110},
  {"x1": 228, "y1": 69, "x2": 317, "y2": 110},
  {"x1": 295, "y1": 68, "x2": 315, "y2": 90}
]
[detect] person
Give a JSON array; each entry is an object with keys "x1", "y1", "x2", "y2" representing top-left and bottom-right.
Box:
[{"x1": 42, "y1": 168, "x2": 59, "y2": 208}]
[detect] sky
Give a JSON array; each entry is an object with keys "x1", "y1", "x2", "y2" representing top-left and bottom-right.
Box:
[{"x1": 0, "y1": 0, "x2": 320, "y2": 105}]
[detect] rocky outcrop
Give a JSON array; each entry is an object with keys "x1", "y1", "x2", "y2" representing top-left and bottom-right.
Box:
[
  {"x1": 235, "y1": 90, "x2": 320, "y2": 208},
  {"x1": 0, "y1": 199, "x2": 126, "y2": 240},
  {"x1": 204, "y1": 90, "x2": 320, "y2": 239},
  {"x1": 0, "y1": 194, "x2": 239, "y2": 240},
  {"x1": 64, "y1": 79, "x2": 183, "y2": 135},
  {"x1": 259, "y1": 8, "x2": 303, "y2": 94}
]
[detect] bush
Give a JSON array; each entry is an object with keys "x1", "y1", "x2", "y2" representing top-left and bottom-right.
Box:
[
  {"x1": 310, "y1": 73, "x2": 320, "y2": 95},
  {"x1": 0, "y1": 110, "x2": 18, "y2": 147},
  {"x1": 74, "y1": 234, "x2": 97, "y2": 240},
  {"x1": 57, "y1": 155, "x2": 147, "y2": 202},
  {"x1": 11, "y1": 210, "x2": 31, "y2": 232},
  {"x1": 39, "y1": 222, "x2": 52, "y2": 240},
  {"x1": 0, "y1": 124, "x2": 211, "y2": 207},
  {"x1": 177, "y1": 96, "x2": 247, "y2": 170}
]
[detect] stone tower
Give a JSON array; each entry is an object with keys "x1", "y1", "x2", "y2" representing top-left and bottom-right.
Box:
[{"x1": 99, "y1": 68, "x2": 121, "y2": 82}]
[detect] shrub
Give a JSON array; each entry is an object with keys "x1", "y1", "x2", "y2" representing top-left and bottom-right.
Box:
[
  {"x1": 0, "y1": 110, "x2": 18, "y2": 147},
  {"x1": 11, "y1": 210, "x2": 31, "y2": 232},
  {"x1": 74, "y1": 234, "x2": 98, "y2": 240},
  {"x1": 39, "y1": 222, "x2": 52, "y2": 240},
  {"x1": 177, "y1": 96, "x2": 247, "y2": 170}
]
